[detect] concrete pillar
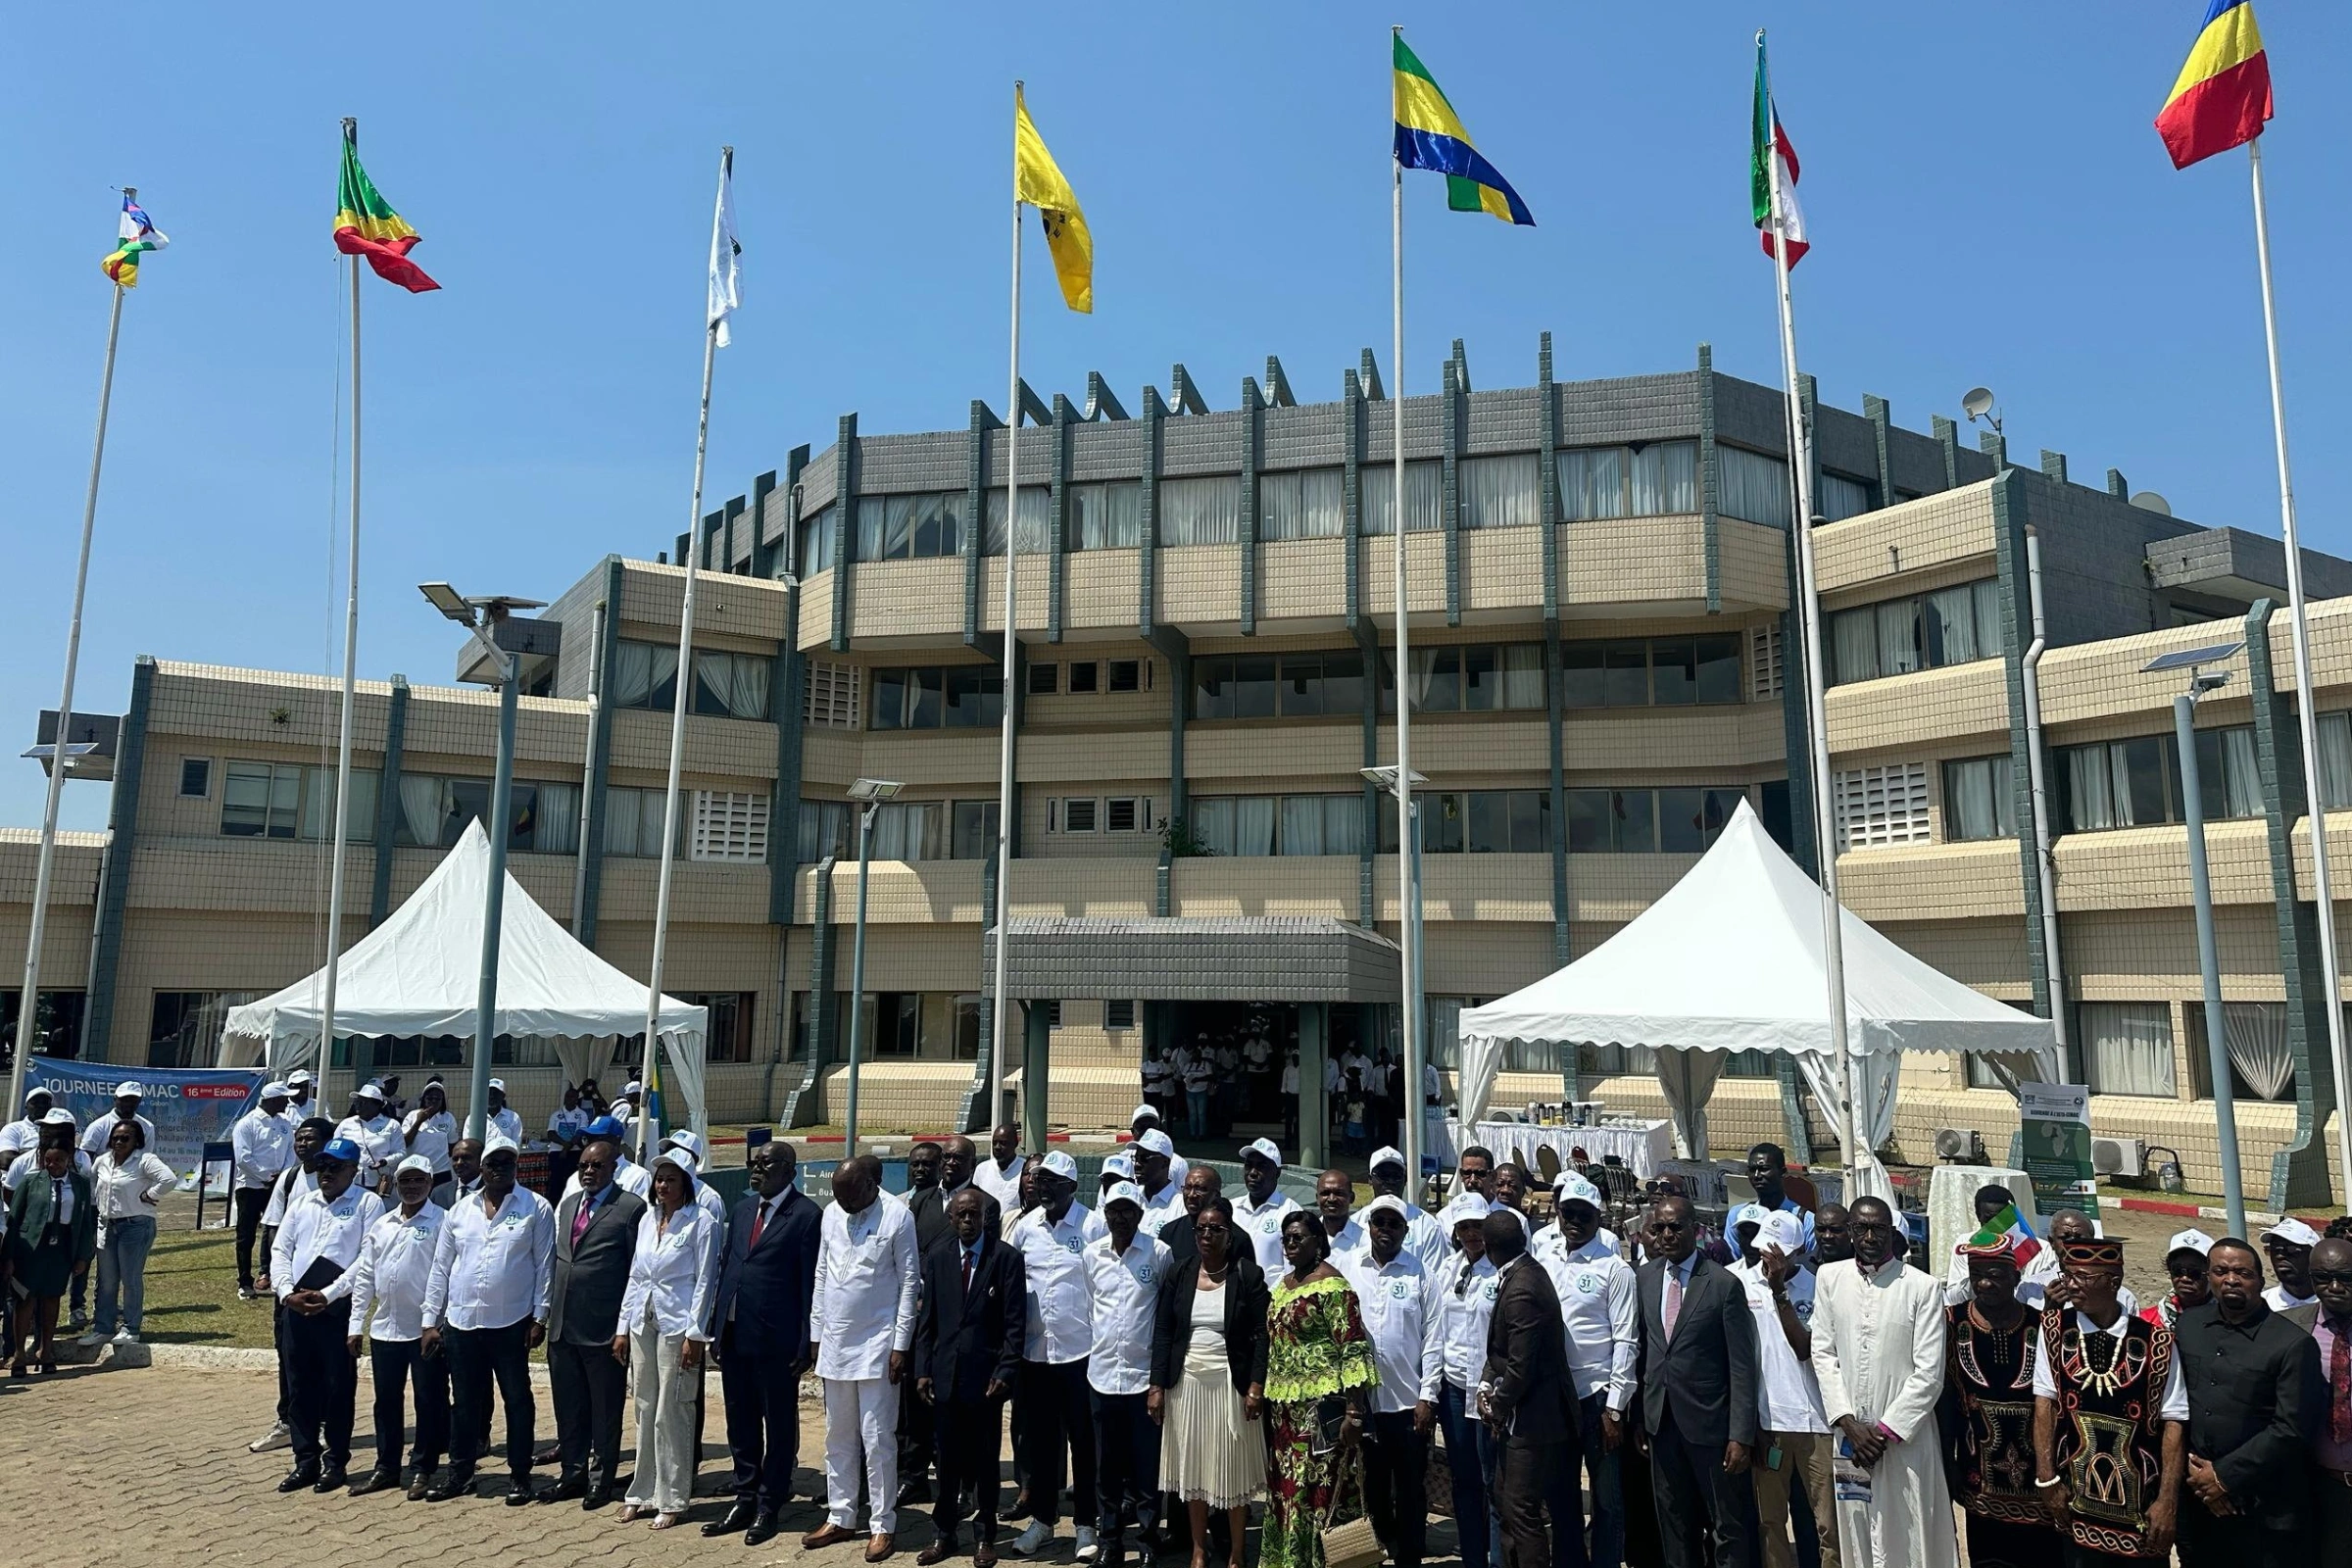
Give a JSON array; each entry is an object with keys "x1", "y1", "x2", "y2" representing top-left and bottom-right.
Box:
[
  {"x1": 1296, "y1": 1003, "x2": 1330, "y2": 1169},
  {"x1": 1022, "y1": 1001, "x2": 1052, "y2": 1154}
]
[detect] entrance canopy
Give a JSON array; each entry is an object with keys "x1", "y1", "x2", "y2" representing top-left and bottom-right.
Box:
[
  {"x1": 982, "y1": 917, "x2": 1401, "y2": 1003},
  {"x1": 1457, "y1": 802, "x2": 2057, "y2": 1194},
  {"x1": 219, "y1": 822, "x2": 710, "y2": 1135}
]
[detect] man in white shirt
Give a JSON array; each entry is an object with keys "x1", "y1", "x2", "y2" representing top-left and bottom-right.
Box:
[
  {"x1": 1007, "y1": 1149, "x2": 1098, "y2": 1559},
  {"x1": 2260, "y1": 1215, "x2": 2321, "y2": 1310},
  {"x1": 1729, "y1": 1209, "x2": 1835, "y2": 1568},
  {"x1": 421, "y1": 1141, "x2": 556, "y2": 1506},
  {"x1": 0, "y1": 1086, "x2": 55, "y2": 1159},
  {"x1": 805, "y1": 1152, "x2": 921, "y2": 1559},
  {"x1": 1314, "y1": 1166, "x2": 1368, "y2": 1271},
  {"x1": 1341, "y1": 1196, "x2": 1444, "y2": 1568},
  {"x1": 341, "y1": 1154, "x2": 451, "y2": 1500},
  {"x1": 1127, "y1": 1107, "x2": 1189, "y2": 1192},
  {"x1": 233, "y1": 1082, "x2": 294, "y2": 1300},
  {"x1": 78, "y1": 1081, "x2": 157, "y2": 1158},
  {"x1": 1537, "y1": 1173, "x2": 1638, "y2": 1568},
  {"x1": 1084, "y1": 1182, "x2": 1170, "y2": 1568},
  {"x1": 1127, "y1": 1129, "x2": 1185, "y2": 1241},
  {"x1": 269, "y1": 1138, "x2": 385, "y2": 1494},
  {"x1": 483, "y1": 1078, "x2": 525, "y2": 1150},
  {"x1": 973, "y1": 1124, "x2": 1026, "y2": 1212},
  {"x1": 282, "y1": 1068, "x2": 318, "y2": 1122},
  {"x1": 1232, "y1": 1138, "x2": 1300, "y2": 1276},
  {"x1": 1182, "y1": 1044, "x2": 1215, "y2": 1141},
  {"x1": 1432, "y1": 1194, "x2": 1502, "y2": 1568},
  {"x1": 1366, "y1": 1147, "x2": 1450, "y2": 1275},
  {"x1": 335, "y1": 1082, "x2": 404, "y2": 1189},
  {"x1": 1279, "y1": 1051, "x2": 1301, "y2": 1147},
  {"x1": 546, "y1": 1084, "x2": 592, "y2": 1147}
]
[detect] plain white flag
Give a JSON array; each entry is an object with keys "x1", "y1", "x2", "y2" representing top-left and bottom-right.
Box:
[{"x1": 709, "y1": 150, "x2": 742, "y2": 347}]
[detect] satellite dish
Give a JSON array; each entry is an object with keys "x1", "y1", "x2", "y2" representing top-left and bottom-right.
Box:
[
  {"x1": 1961, "y1": 386, "x2": 1997, "y2": 422},
  {"x1": 2130, "y1": 490, "x2": 2173, "y2": 516}
]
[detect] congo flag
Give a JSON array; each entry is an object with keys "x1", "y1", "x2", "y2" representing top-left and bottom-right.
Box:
[{"x1": 334, "y1": 123, "x2": 440, "y2": 292}]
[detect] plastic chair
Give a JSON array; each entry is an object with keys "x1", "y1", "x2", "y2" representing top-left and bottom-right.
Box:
[{"x1": 1536, "y1": 1145, "x2": 1563, "y2": 1186}]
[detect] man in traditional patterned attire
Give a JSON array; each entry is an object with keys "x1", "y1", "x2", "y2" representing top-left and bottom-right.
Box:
[
  {"x1": 1945, "y1": 1236, "x2": 2061, "y2": 1568},
  {"x1": 2030, "y1": 1236, "x2": 2185, "y2": 1566}
]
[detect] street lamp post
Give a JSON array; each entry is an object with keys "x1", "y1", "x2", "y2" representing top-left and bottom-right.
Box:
[
  {"x1": 421, "y1": 583, "x2": 544, "y2": 1143},
  {"x1": 1363, "y1": 764, "x2": 1430, "y2": 1186},
  {"x1": 842, "y1": 777, "x2": 904, "y2": 1159},
  {"x1": 2145, "y1": 640, "x2": 2248, "y2": 1239}
]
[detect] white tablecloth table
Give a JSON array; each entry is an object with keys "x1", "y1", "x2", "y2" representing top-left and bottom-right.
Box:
[{"x1": 1471, "y1": 1119, "x2": 1673, "y2": 1181}]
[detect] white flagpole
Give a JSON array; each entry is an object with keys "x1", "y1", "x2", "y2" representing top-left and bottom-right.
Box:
[
  {"x1": 1390, "y1": 33, "x2": 1423, "y2": 1187},
  {"x1": 2247, "y1": 135, "x2": 2352, "y2": 1198},
  {"x1": 641, "y1": 145, "x2": 732, "y2": 1162},
  {"x1": 318, "y1": 125, "x2": 367, "y2": 1091},
  {"x1": 1759, "y1": 36, "x2": 1863, "y2": 1196},
  {"x1": 6, "y1": 218, "x2": 129, "y2": 1121},
  {"x1": 989, "y1": 83, "x2": 1024, "y2": 1141}
]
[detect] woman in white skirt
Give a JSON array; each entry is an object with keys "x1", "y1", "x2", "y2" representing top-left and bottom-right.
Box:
[
  {"x1": 1150, "y1": 1195, "x2": 1270, "y2": 1568},
  {"x1": 613, "y1": 1149, "x2": 720, "y2": 1527}
]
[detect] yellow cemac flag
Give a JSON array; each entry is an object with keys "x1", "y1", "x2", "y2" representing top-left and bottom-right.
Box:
[{"x1": 1014, "y1": 85, "x2": 1092, "y2": 315}]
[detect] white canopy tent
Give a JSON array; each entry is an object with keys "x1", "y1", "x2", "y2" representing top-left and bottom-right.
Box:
[
  {"x1": 1456, "y1": 801, "x2": 2059, "y2": 1197},
  {"x1": 219, "y1": 821, "x2": 710, "y2": 1137}
]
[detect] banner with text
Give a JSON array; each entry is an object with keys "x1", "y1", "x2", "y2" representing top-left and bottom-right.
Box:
[
  {"x1": 28, "y1": 1056, "x2": 265, "y2": 1176},
  {"x1": 2018, "y1": 1081, "x2": 2097, "y2": 1210}
]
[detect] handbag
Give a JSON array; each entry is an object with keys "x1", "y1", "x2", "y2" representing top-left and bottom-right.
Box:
[{"x1": 1320, "y1": 1450, "x2": 1385, "y2": 1568}]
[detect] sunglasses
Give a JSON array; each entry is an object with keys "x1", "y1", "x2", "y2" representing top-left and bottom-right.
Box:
[{"x1": 2312, "y1": 1270, "x2": 2352, "y2": 1288}]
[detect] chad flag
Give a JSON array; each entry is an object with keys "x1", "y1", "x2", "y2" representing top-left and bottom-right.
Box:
[
  {"x1": 335, "y1": 122, "x2": 440, "y2": 292},
  {"x1": 2155, "y1": 0, "x2": 2273, "y2": 170}
]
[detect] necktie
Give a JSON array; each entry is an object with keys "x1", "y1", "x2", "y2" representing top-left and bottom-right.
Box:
[
  {"x1": 748, "y1": 1200, "x2": 768, "y2": 1250},
  {"x1": 1664, "y1": 1263, "x2": 1685, "y2": 1342},
  {"x1": 2330, "y1": 1317, "x2": 2352, "y2": 1446},
  {"x1": 571, "y1": 1190, "x2": 596, "y2": 1245},
  {"x1": 962, "y1": 1247, "x2": 975, "y2": 1297}
]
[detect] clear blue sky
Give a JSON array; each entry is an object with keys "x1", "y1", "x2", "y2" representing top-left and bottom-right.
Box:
[{"x1": 7, "y1": 3, "x2": 2349, "y2": 831}]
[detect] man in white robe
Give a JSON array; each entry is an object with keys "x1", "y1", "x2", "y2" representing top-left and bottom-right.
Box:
[{"x1": 1808, "y1": 1196, "x2": 1958, "y2": 1568}]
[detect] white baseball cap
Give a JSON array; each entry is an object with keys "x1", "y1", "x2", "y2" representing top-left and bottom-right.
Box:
[
  {"x1": 395, "y1": 1154, "x2": 435, "y2": 1178},
  {"x1": 2263, "y1": 1216, "x2": 2322, "y2": 1249},
  {"x1": 286, "y1": 1069, "x2": 316, "y2": 1086},
  {"x1": 486, "y1": 1077, "x2": 508, "y2": 1093},
  {"x1": 1239, "y1": 1137, "x2": 1284, "y2": 1168},
  {"x1": 1553, "y1": 1172, "x2": 1603, "y2": 1210},
  {"x1": 40, "y1": 1107, "x2": 75, "y2": 1127},
  {"x1": 1439, "y1": 1194, "x2": 1492, "y2": 1232},
  {"x1": 1039, "y1": 1150, "x2": 1078, "y2": 1180},
  {"x1": 1368, "y1": 1146, "x2": 1407, "y2": 1173},
  {"x1": 1135, "y1": 1128, "x2": 1175, "y2": 1157},
  {"x1": 260, "y1": 1081, "x2": 291, "y2": 1100},
  {"x1": 115, "y1": 1080, "x2": 145, "y2": 1099},
  {"x1": 1362, "y1": 1195, "x2": 1409, "y2": 1223},
  {"x1": 655, "y1": 1148, "x2": 700, "y2": 1179},
  {"x1": 1102, "y1": 1182, "x2": 1147, "y2": 1212},
  {"x1": 483, "y1": 1133, "x2": 520, "y2": 1154},
  {"x1": 1102, "y1": 1152, "x2": 1135, "y2": 1179},
  {"x1": 663, "y1": 1129, "x2": 705, "y2": 1160},
  {"x1": 2166, "y1": 1229, "x2": 2216, "y2": 1258},
  {"x1": 623, "y1": 1080, "x2": 643, "y2": 1096},
  {"x1": 1729, "y1": 1202, "x2": 1771, "y2": 1235},
  {"x1": 1130, "y1": 1104, "x2": 1161, "y2": 1125},
  {"x1": 355, "y1": 1082, "x2": 387, "y2": 1102},
  {"x1": 1756, "y1": 1210, "x2": 1805, "y2": 1253}
]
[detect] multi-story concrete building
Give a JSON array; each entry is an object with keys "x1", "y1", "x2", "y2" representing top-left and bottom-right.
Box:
[{"x1": 11, "y1": 336, "x2": 2352, "y2": 1206}]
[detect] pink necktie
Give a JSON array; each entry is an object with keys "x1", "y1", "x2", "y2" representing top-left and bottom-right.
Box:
[
  {"x1": 1664, "y1": 1267, "x2": 1685, "y2": 1342},
  {"x1": 572, "y1": 1193, "x2": 595, "y2": 1245}
]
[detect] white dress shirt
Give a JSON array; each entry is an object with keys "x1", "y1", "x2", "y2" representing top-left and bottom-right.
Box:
[
  {"x1": 402, "y1": 1109, "x2": 456, "y2": 1175},
  {"x1": 342, "y1": 1201, "x2": 447, "y2": 1342},
  {"x1": 232, "y1": 1108, "x2": 294, "y2": 1191},
  {"x1": 336, "y1": 1113, "x2": 406, "y2": 1179},
  {"x1": 424, "y1": 1185, "x2": 556, "y2": 1331},
  {"x1": 1538, "y1": 1230, "x2": 1639, "y2": 1413},
  {"x1": 810, "y1": 1191, "x2": 921, "y2": 1380},
  {"x1": 2029, "y1": 1308, "x2": 2188, "y2": 1420},
  {"x1": 1435, "y1": 1252, "x2": 1500, "y2": 1393},
  {"x1": 620, "y1": 1202, "x2": 723, "y2": 1342},
  {"x1": 1084, "y1": 1231, "x2": 1171, "y2": 1395},
  {"x1": 263, "y1": 1164, "x2": 319, "y2": 1228},
  {"x1": 271, "y1": 1183, "x2": 388, "y2": 1299},
  {"x1": 1012, "y1": 1201, "x2": 1097, "y2": 1364},
  {"x1": 1140, "y1": 1182, "x2": 1187, "y2": 1241},
  {"x1": 79, "y1": 1111, "x2": 158, "y2": 1157},
  {"x1": 1342, "y1": 1248, "x2": 1445, "y2": 1412},
  {"x1": 1730, "y1": 1257, "x2": 1828, "y2": 1434},
  {"x1": 0, "y1": 1115, "x2": 40, "y2": 1160},
  {"x1": 2263, "y1": 1283, "x2": 2317, "y2": 1311},
  {"x1": 972, "y1": 1155, "x2": 1025, "y2": 1211},
  {"x1": 1323, "y1": 1217, "x2": 1370, "y2": 1274},
  {"x1": 692, "y1": 1176, "x2": 729, "y2": 1230},
  {"x1": 560, "y1": 1154, "x2": 654, "y2": 1204},
  {"x1": 1233, "y1": 1191, "x2": 1302, "y2": 1275},
  {"x1": 90, "y1": 1151, "x2": 176, "y2": 1221},
  {"x1": 486, "y1": 1106, "x2": 525, "y2": 1148}
]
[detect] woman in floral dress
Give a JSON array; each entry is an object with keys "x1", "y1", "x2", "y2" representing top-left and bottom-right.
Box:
[{"x1": 1260, "y1": 1209, "x2": 1379, "y2": 1568}]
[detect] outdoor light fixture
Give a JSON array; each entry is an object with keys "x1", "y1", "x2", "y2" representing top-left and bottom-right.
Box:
[
  {"x1": 848, "y1": 777, "x2": 905, "y2": 803},
  {"x1": 419, "y1": 581, "x2": 472, "y2": 621},
  {"x1": 1359, "y1": 764, "x2": 1429, "y2": 797}
]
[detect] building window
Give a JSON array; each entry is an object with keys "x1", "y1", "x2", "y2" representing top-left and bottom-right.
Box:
[
  {"x1": 1193, "y1": 794, "x2": 1363, "y2": 858},
  {"x1": 1067, "y1": 661, "x2": 1100, "y2": 695},
  {"x1": 1819, "y1": 470, "x2": 1876, "y2": 521},
  {"x1": 1942, "y1": 756, "x2": 2017, "y2": 842},
  {"x1": 1028, "y1": 662, "x2": 1059, "y2": 695},
  {"x1": 1105, "y1": 1000, "x2": 1136, "y2": 1030},
  {"x1": 693, "y1": 652, "x2": 772, "y2": 720},
  {"x1": 179, "y1": 759, "x2": 212, "y2": 798},
  {"x1": 222, "y1": 761, "x2": 379, "y2": 844},
  {"x1": 393, "y1": 775, "x2": 574, "y2": 854},
  {"x1": 1833, "y1": 762, "x2": 1932, "y2": 850},
  {"x1": 1158, "y1": 475, "x2": 1244, "y2": 546},
  {"x1": 1073, "y1": 480, "x2": 1146, "y2": 550},
  {"x1": 1827, "y1": 580, "x2": 2002, "y2": 686},
  {"x1": 1106, "y1": 659, "x2": 1146, "y2": 693},
  {"x1": 1717, "y1": 447, "x2": 1792, "y2": 528},
  {"x1": 2317, "y1": 711, "x2": 2352, "y2": 808},
  {"x1": 1054, "y1": 798, "x2": 1100, "y2": 834},
  {"x1": 2056, "y1": 727, "x2": 2258, "y2": 833},
  {"x1": 1045, "y1": 1000, "x2": 1064, "y2": 1030},
  {"x1": 1562, "y1": 787, "x2": 1742, "y2": 854},
  {"x1": 805, "y1": 661, "x2": 860, "y2": 729},
  {"x1": 1360, "y1": 460, "x2": 1443, "y2": 535},
  {"x1": 1259, "y1": 467, "x2": 1346, "y2": 540},
  {"x1": 796, "y1": 504, "x2": 837, "y2": 576},
  {"x1": 677, "y1": 992, "x2": 757, "y2": 1063},
  {"x1": 1, "y1": 989, "x2": 86, "y2": 1060},
  {"x1": 1407, "y1": 645, "x2": 1547, "y2": 712},
  {"x1": 1104, "y1": 797, "x2": 1148, "y2": 833},
  {"x1": 690, "y1": 790, "x2": 770, "y2": 863},
  {"x1": 145, "y1": 991, "x2": 262, "y2": 1070},
  {"x1": 855, "y1": 491, "x2": 967, "y2": 563},
  {"x1": 1461, "y1": 454, "x2": 1543, "y2": 529},
  {"x1": 1559, "y1": 440, "x2": 1699, "y2": 521},
  {"x1": 1578, "y1": 1042, "x2": 1659, "y2": 1077},
  {"x1": 2187, "y1": 1002, "x2": 2295, "y2": 1102},
  {"x1": 1748, "y1": 623, "x2": 1785, "y2": 700},
  {"x1": 798, "y1": 800, "x2": 851, "y2": 862},
  {"x1": 2080, "y1": 1002, "x2": 2176, "y2": 1098},
  {"x1": 870, "y1": 665, "x2": 1004, "y2": 730},
  {"x1": 983, "y1": 488, "x2": 1054, "y2": 555},
  {"x1": 603, "y1": 786, "x2": 676, "y2": 858},
  {"x1": 1559, "y1": 635, "x2": 1741, "y2": 708},
  {"x1": 952, "y1": 801, "x2": 1001, "y2": 860},
  {"x1": 870, "y1": 802, "x2": 943, "y2": 859}
]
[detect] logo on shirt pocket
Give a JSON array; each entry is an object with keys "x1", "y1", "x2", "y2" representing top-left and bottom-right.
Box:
[{"x1": 1388, "y1": 1279, "x2": 1410, "y2": 1300}]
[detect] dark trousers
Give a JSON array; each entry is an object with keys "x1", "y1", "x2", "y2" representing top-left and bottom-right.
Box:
[
  {"x1": 718, "y1": 1322, "x2": 802, "y2": 1515},
  {"x1": 1016, "y1": 1357, "x2": 1098, "y2": 1527},
  {"x1": 273, "y1": 1298, "x2": 293, "y2": 1424},
  {"x1": 234, "y1": 1187, "x2": 270, "y2": 1290},
  {"x1": 1282, "y1": 1094, "x2": 1300, "y2": 1148},
  {"x1": 1091, "y1": 1388, "x2": 1159, "y2": 1540},
  {"x1": 1649, "y1": 1411, "x2": 1757, "y2": 1568},
  {"x1": 934, "y1": 1394, "x2": 1007, "y2": 1545},
  {"x1": 1440, "y1": 1382, "x2": 1502, "y2": 1568},
  {"x1": 370, "y1": 1336, "x2": 450, "y2": 1475},
  {"x1": 447, "y1": 1317, "x2": 535, "y2": 1481},
  {"x1": 899, "y1": 1371, "x2": 936, "y2": 1491},
  {"x1": 2179, "y1": 1508, "x2": 2309, "y2": 1568},
  {"x1": 285, "y1": 1298, "x2": 357, "y2": 1471},
  {"x1": 2316, "y1": 1467, "x2": 2352, "y2": 1568},
  {"x1": 547, "y1": 1336, "x2": 626, "y2": 1489},
  {"x1": 1577, "y1": 1393, "x2": 1628, "y2": 1568},
  {"x1": 1498, "y1": 1436, "x2": 1573, "y2": 1568},
  {"x1": 1365, "y1": 1409, "x2": 1430, "y2": 1568}
]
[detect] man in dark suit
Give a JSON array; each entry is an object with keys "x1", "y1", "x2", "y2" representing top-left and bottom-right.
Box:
[
  {"x1": 1636, "y1": 1194, "x2": 1757, "y2": 1568},
  {"x1": 1480, "y1": 1210, "x2": 1586, "y2": 1568},
  {"x1": 1156, "y1": 1164, "x2": 1222, "y2": 1268},
  {"x1": 540, "y1": 1136, "x2": 646, "y2": 1507},
  {"x1": 704, "y1": 1140, "x2": 823, "y2": 1547},
  {"x1": 913, "y1": 1187, "x2": 1027, "y2": 1567},
  {"x1": 900, "y1": 1139, "x2": 948, "y2": 1510}
]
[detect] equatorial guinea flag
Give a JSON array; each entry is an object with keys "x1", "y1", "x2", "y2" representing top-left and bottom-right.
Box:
[{"x1": 1751, "y1": 37, "x2": 1808, "y2": 268}]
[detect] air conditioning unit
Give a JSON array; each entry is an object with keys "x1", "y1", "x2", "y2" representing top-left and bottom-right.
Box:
[
  {"x1": 2091, "y1": 1137, "x2": 2145, "y2": 1179},
  {"x1": 1932, "y1": 1127, "x2": 1984, "y2": 1163}
]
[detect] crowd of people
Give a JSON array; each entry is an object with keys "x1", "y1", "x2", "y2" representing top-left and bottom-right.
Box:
[
  {"x1": 12, "y1": 1076, "x2": 2352, "y2": 1568},
  {"x1": 1140, "y1": 1032, "x2": 1441, "y2": 1157}
]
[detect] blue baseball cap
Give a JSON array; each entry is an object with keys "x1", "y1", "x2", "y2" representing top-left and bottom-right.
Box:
[
  {"x1": 319, "y1": 1138, "x2": 363, "y2": 1164},
  {"x1": 584, "y1": 1115, "x2": 625, "y2": 1139}
]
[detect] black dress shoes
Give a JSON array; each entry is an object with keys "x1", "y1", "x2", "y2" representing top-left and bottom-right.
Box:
[
  {"x1": 583, "y1": 1484, "x2": 614, "y2": 1510},
  {"x1": 312, "y1": 1465, "x2": 350, "y2": 1494},
  {"x1": 744, "y1": 1511, "x2": 783, "y2": 1547},
  {"x1": 538, "y1": 1474, "x2": 588, "y2": 1503},
  {"x1": 422, "y1": 1471, "x2": 474, "y2": 1502},
  {"x1": 277, "y1": 1465, "x2": 319, "y2": 1494},
  {"x1": 704, "y1": 1501, "x2": 759, "y2": 1537},
  {"x1": 504, "y1": 1478, "x2": 534, "y2": 1506},
  {"x1": 347, "y1": 1468, "x2": 397, "y2": 1496}
]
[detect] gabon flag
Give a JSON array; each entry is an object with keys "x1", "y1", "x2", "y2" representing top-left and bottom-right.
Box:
[
  {"x1": 2155, "y1": 1, "x2": 2273, "y2": 171},
  {"x1": 334, "y1": 122, "x2": 439, "y2": 292}
]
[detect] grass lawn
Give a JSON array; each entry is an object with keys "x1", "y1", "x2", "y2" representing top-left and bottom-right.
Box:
[{"x1": 138, "y1": 1200, "x2": 276, "y2": 1348}]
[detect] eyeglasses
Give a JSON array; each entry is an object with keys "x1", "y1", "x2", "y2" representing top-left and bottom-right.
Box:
[{"x1": 2312, "y1": 1270, "x2": 2352, "y2": 1287}]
